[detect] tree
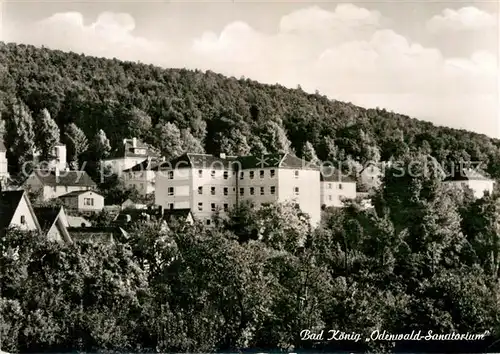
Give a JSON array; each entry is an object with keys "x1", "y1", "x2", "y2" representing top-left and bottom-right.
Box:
[
  {"x1": 259, "y1": 120, "x2": 291, "y2": 155},
  {"x1": 34, "y1": 108, "x2": 60, "y2": 163},
  {"x1": 63, "y1": 123, "x2": 88, "y2": 170},
  {"x1": 180, "y1": 129, "x2": 204, "y2": 154},
  {"x1": 154, "y1": 122, "x2": 184, "y2": 160},
  {"x1": 301, "y1": 141, "x2": 320, "y2": 165},
  {"x1": 4, "y1": 100, "x2": 36, "y2": 171},
  {"x1": 92, "y1": 129, "x2": 111, "y2": 160}
]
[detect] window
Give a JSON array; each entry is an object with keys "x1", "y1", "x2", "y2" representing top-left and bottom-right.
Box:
[
  {"x1": 240, "y1": 188, "x2": 244, "y2": 196},
  {"x1": 338, "y1": 183, "x2": 343, "y2": 190},
  {"x1": 294, "y1": 187, "x2": 299, "y2": 196},
  {"x1": 198, "y1": 203, "x2": 203, "y2": 211},
  {"x1": 223, "y1": 171, "x2": 229, "y2": 179},
  {"x1": 249, "y1": 171, "x2": 255, "y2": 179},
  {"x1": 168, "y1": 187, "x2": 174, "y2": 196},
  {"x1": 223, "y1": 203, "x2": 229, "y2": 212},
  {"x1": 211, "y1": 187, "x2": 216, "y2": 195},
  {"x1": 169, "y1": 203, "x2": 174, "y2": 210},
  {"x1": 250, "y1": 187, "x2": 255, "y2": 195},
  {"x1": 328, "y1": 183, "x2": 332, "y2": 189},
  {"x1": 260, "y1": 170, "x2": 264, "y2": 179},
  {"x1": 65, "y1": 186, "x2": 68, "y2": 192},
  {"x1": 211, "y1": 203, "x2": 216, "y2": 212},
  {"x1": 294, "y1": 170, "x2": 299, "y2": 178},
  {"x1": 198, "y1": 186, "x2": 203, "y2": 195},
  {"x1": 20, "y1": 215, "x2": 26, "y2": 225},
  {"x1": 168, "y1": 171, "x2": 174, "y2": 179},
  {"x1": 211, "y1": 170, "x2": 216, "y2": 178},
  {"x1": 328, "y1": 195, "x2": 332, "y2": 201},
  {"x1": 84, "y1": 198, "x2": 94, "y2": 206},
  {"x1": 206, "y1": 219, "x2": 211, "y2": 226},
  {"x1": 260, "y1": 187, "x2": 265, "y2": 195},
  {"x1": 198, "y1": 170, "x2": 203, "y2": 178},
  {"x1": 240, "y1": 172, "x2": 244, "y2": 180},
  {"x1": 270, "y1": 169, "x2": 275, "y2": 178},
  {"x1": 53, "y1": 186, "x2": 57, "y2": 192},
  {"x1": 270, "y1": 186, "x2": 276, "y2": 195},
  {"x1": 224, "y1": 187, "x2": 228, "y2": 196}
]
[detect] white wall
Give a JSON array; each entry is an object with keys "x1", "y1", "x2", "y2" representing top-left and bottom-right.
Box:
[
  {"x1": 10, "y1": 195, "x2": 39, "y2": 231},
  {"x1": 102, "y1": 157, "x2": 148, "y2": 176},
  {"x1": 321, "y1": 181, "x2": 357, "y2": 207},
  {"x1": 445, "y1": 180, "x2": 495, "y2": 199},
  {"x1": 278, "y1": 169, "x2": 321, "y2": 227},
  {"x1": 77, "y1": 191, "x2": 105, "y2": 211},
  {"x1": 155, "y1": 168, "x2": 193, "y2": 213},
  {"x1": 123, "y1": 170, "x2": 156, "y2": 195},
  {"x1": 238, "y1": 167, "x2": 279, "y2": 207},
  {"x1": 0, "y1": 151, "x2": 8, "y2": 177}
]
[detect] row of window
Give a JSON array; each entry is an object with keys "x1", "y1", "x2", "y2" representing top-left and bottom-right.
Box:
[
  {"x1": 167, "y1": 169, "x2": 301, "y2": 180},
  {"x1": 83, "y1": 198, "x2": 95, "y2": 206},
  {"x1": 166, "y1": 186, "x2": 299, "y2": 196},
  {"x1": 327, "y1": 183, "x2": 344, "y2": 190}
]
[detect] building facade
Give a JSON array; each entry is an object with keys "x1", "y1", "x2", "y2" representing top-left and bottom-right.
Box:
[
  {"x1": 0, "y1": 190, "x2": 41, "y2": 235},
  {"x1": 154, "y1": 153, "x2": 322, "y2": 227},
  {"x1": 101, "y1": 138, "x2": 160, "y2": 176},
  {"x1": 320, "y1": 167, "x2": 357, "y2": 208},
  {"x1": 58, "y1": 190, "x2": 105, "y2": 212},
  {"x1": 122, "y1": 157, "x2": 162, "y2": 195},
  {"x1": 0, "y1": 139, "x2": 9, "y2": 181},
  {"x1": 23, "y1": 169, "x2": 97, "y2": 201},
  {"x1": 443, "y1": 168, "x2": 495, "y2": 199}
]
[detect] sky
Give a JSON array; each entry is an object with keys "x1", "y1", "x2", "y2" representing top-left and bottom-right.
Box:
[{"x1": 1, "y1": 0, "x2": 499, "y2": 138}]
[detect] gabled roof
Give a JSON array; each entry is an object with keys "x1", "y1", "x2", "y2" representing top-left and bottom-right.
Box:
[
  {"x1": 59, "y1": 190, "x2": 103, "y2": 198},
  {"x1": 34, "y1": 206, "x2": 72, "y2": 243},
  {"x1": 320, "y1": 166, "x2": 356, "y2": 182},
  {"x1": 236, "y1": 153, "x2": 319, "y2": 170},
  {"x1": 106, "y1": 138, "x2": 161, "y2": 159},
  {"x1": 154, "y1": 153, "x2": 237, "y2": 171},
  {"x1": 29, "y1": 170, "x2": 97, "y2": 188},
  {"x1": 0, "y1": 190, "x2": 41, "y2": 232},
  {"x1": 155, "y1": 153, "x2": 320, "y2": 171},
  {"x1": 123, "y1": 156, "x2": 163, "y2": 172},
  {"x1": 360, "y1": 162, "x2": 383, "y2": 174},
  {"x1": 68, "y1": 226, "x2": 128, "y2": 243},
  {"x1": 443, "y1": 168, "x2": 493, "y2": 182}
]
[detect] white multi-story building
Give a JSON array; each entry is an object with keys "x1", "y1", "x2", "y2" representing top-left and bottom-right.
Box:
[
  {"x1": 320, "y1": 167, "x2": 357, "y2": 208},
  {"x1": 122, "y1": 157, "x2": 164, "y2": 196},
  {"x1": 443, "y1": 168, "x2": 495, "y2": 199},
  {"x1": 154, "y1": 153, "x2": 322, "y2": 227}
]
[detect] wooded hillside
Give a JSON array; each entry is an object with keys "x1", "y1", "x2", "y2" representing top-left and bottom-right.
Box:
[{"x1": 0, "y1": 41, "x2": 499, "y2": 177}]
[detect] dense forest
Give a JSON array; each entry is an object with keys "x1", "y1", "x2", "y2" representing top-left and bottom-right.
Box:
[{"x1": 0, "y1": 41, "x2": 499, "y2": 181}]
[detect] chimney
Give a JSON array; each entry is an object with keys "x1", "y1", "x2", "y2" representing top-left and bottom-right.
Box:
[
  {"x1": 123, "y1": 138, "x2": 127, "y2": 146},
  {"x1": 220, "y1": 153, "x2": 226, "y2": 159},
  {"x1": 132, "y1": 138, "x2": 137, "y2": 148},
  {"x1": 55, "y1": 167, "x2": 60, "y2": 178}
]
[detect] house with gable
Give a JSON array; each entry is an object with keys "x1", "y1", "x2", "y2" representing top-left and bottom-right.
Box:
[
  {"x1": 22, "y1": 168, "x2": 97, "y2": 201},
  {"x1": 443, "y1": 167, "x2": 495, "y2": 199},
  {"x1": 34, "y1": 206, "x2": 72, "y2": 243},
  {"x1": 0, "y1": 190, "x2": 41, "y2": 235},
  {"x1": 320, "y1": 166, "x2": 357, "y2": 208},
  {"x1": 101, "y1": 137, "x2": 160, "y2": 176}
]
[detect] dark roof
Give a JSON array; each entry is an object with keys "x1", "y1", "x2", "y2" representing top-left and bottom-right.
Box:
[
  {"x1": 34, "y1": 207, "x2": 61, "y2": 233},
  {"x1": 443, "y1": 168, "x2": 493, "y2": 182},
  {"x1": 31, "y1": 169, "x2": 97, "y2": 187},
  {"x1": 59, "y1": 190, "x2": 103, "y2": 198},
  {"x1": 236, "y1": 153, "x2": 319, "y2": 170},
  {"x1": 0, "y1": 190, "x2": 26, "y2": 231},
  {"x1": 153, "y1": 153, "x2": 237, "y2": 171},
  {"x1": 68, "y1": 226, "x2": 128, "y2": 243},
  {"x1": 320, "y1": 166, "x2": 356, "y2": 182},
  {"x1": 155, "y1": 153, "x2": 319, "y2": 171},
  {"x1": 107, "y1": 138, "x2": 161, "y2": 159},
  {"x1": 123, "y1": 157, "x2": 163, "y2": 172},
  {"x1": 163, "y1": 208, "x2": 192, "y2": 222}
]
